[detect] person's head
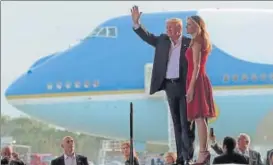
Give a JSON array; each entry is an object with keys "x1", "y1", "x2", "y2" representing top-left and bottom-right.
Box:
[
  {"x1": 186, "y1": 15, "x2": 212, "y2": 52},
  {"x1": 1, "y1": 146, "x2": 13, "y2": 159},
  {"x1": 121, "y1": 141, "x2": 137, "y2": 160},
  {"x1": 121, "y1": 142, "x2": 130, "y2": 158},
  {"x1": 11, "y1": 152, "x2": 19, "y2": 160},
  {"x1": 61, "y1": 136, "x2": 75, "y2": 156},
  {"x1": 166, "y1": 18, "x2": 183, "y2": 41},
  {"x1": 237, "y1": 133, "x2": 250, "y2": 151},
  {"x1": 164, "y1": 152, "x2": 177, "y2": 164},
  {"x1": 222, "y1": 136, "x2": 236, "y2": 153}
]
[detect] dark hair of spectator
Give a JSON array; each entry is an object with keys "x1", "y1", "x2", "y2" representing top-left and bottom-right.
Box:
[{"x1": 223, "y1": 136, "x2": 236, "y2": 152}]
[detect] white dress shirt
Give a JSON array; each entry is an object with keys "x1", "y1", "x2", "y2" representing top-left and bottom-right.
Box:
[{"x1": 64, "y1": 153, "x2": 77, "y2": 165}]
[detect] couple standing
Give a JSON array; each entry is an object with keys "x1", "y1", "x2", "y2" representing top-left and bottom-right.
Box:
[{"x1": 131, "y1": 6, "x2": 216, "y2": 165}]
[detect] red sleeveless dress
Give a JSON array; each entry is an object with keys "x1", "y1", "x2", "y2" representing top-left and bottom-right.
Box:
[{"x1": 185, "y1": 46, "x2": 216, "y2": 121}]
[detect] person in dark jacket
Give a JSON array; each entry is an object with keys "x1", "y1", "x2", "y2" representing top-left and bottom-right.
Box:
[
  {"x1": 212, "y1": 136, "x2": 249, "y2": 164},
  {"x1": 121, "y1": 142, "x2": 139, "y2": 165}
]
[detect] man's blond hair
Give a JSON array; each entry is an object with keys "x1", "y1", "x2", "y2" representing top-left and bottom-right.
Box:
[{"x1": 166, "y1": 18, "x2": 183, "y2": 27}]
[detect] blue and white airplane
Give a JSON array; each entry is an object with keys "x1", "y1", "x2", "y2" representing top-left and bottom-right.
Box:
[{"x1": 5, "y1": 8, "x2": 273, "y2": 148}]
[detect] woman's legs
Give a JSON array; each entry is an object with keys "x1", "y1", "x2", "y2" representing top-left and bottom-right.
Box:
[{"x1": 195, "y1": 118, "x2": 209, "y2": 162}]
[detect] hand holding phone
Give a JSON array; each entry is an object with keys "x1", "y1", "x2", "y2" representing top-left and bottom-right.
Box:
[
  {"x1": 210, "y1": 128, "x2": 214, "y2": 137},
  {"x1": 209, "y1": 128, "x2": 216, "y2": 142}
]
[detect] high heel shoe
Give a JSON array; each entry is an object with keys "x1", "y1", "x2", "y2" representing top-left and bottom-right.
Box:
[{"x1": 191, "y1": 151, "x2": 210, "y2": 165}]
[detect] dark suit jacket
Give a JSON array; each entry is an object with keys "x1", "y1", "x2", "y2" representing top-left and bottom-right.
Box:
[
  {"x1": 133, "y1": 25, "x2": 191, "y2": 95},
  {"x1": 211, "y1": 143, "x2": 263, "y2": 165},
  {"x1": 51, "y1": 154, "x2": 89, "y2": 165},
  {"x1": 213, "y1": 152, "x2": 249, "y2": 164}
]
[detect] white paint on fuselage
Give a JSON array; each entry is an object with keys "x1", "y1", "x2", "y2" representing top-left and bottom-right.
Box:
[
  {"x1": 197, "y1": 8, "x2": 273, "y2": 64},
  {"x1": 7, "y1": 88, "x2": 273, "y2": 105}
]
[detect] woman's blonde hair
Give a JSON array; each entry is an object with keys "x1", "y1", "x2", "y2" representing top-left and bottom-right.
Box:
[{"x1": 188, "y1": 15, "x2": 212, "y2": 53}]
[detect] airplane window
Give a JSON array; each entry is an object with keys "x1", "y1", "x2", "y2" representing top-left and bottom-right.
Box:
[
  {"x1": 65, "y1": 82, "x2": 72, "y2": 89},
  {"x1": 223, "y1": 74, "x2": 229, "y2": 82},
  {"x1": 84, "y1": 81, "x2": 90, "y2": 88},
  {"x1": 232, "y1": 75, "x2": 238, "y2": 82},
  {"x1": 98, "y1": 28, "x2": 107, "y2": 37},
  {"x1": 241, "y1": 74, "x2": 248, "y2": 81},
  {"x1": 251, "y1": 74, "x2": 258, "y2": 81},
  {"x1": 92, "y1": 80, "x2": 99, "y2": 88},
  {"x1": 87, "y1": 27, "x2": 117, "y2": 38},
  {"x1": 56, "y1": 82, "x2": 62, "y2": 89},
  {"x1": 107, "y1": 27, "x2": 117, "y2": 37},
  {"x1": 47, "y1": 83, "x2": 53, "y2": 90},
  {"x1": 260, "y1": 73, "x2": 267, "y2": 81},
  {"x1": 75, "y1": 81, "x2": 81, "y2": 88},
  {"x1": 90, "y1": 27, "x2": 101, "y2": 36}
]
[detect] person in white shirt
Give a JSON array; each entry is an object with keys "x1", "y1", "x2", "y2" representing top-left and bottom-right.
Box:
[
  {"x1": 209, "y1": 133, "x2": 263, "y2": 165},
  {"x1": 50, "y1": 136, "x2": 89, "y2": 165}
]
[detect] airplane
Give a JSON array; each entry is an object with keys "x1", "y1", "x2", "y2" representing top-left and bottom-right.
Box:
[{"x1": 5, "y1": 8, "x2": 273, "y2": 151}]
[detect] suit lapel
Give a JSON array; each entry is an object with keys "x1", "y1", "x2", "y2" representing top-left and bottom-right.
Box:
[
  {"x1": 162, "y1": 36, "x2": 171, "y2": 65},
  {"x1": 59, "y1": 155, "x2": 65, "y2": 165},
  {"x1": 180, "y1": 37, "x2": 189, "y2": 54},
  {"x1": 76, "y1": 155, "x2": 82, "y2": 165}
]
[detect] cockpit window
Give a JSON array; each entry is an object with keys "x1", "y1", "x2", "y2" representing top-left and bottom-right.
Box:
[
  {"x1": 90, "y1": 27, "x2": 101, "y2": 36},
  {"x1": 88, "y1": 27, "x2": 117, "y2": 38},
  {"x1": 98, "y1": 28, "x2": 107, "y2": 37},
  {"x1": 107, "y1": 27, "x2": 117, "y2": 37}
]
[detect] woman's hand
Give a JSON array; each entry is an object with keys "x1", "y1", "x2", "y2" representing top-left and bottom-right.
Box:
[{"x1": 186, "y1": 87, "x2": 194, "y2": 103}]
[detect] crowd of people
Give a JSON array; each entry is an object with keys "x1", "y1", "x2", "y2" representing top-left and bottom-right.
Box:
[{"x1": 1, "y1": 135, "x2": 273, "y2": 165}]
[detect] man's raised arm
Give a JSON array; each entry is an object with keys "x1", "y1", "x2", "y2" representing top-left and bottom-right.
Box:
[{"x1": 131, "y1": 5, "x2": 158, "y2": 47}]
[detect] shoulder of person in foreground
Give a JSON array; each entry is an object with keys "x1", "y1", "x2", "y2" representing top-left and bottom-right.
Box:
[
  {"x1": 50, "y1": 156, "x2": 61, "y2": 165},
  {"x1": 235, "y1": 152, "x2": 249, "y2": 164},
  {"x1": 9, "y1": 160, "x2": 26, "y2": 165},
  {"x1": 134, "y1": 157, "x2": 140, "y2": 165},
  {"x1": 212, "y1": 154, "x2": 222, "y2": 164},
  {"x1": 77, "y1": 154, "x2": 89, "y2": 164}
]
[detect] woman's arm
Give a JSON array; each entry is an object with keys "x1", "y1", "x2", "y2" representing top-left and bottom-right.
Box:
[{"x1": 188, "y1": 40, "x2": 202, "y2": 90}]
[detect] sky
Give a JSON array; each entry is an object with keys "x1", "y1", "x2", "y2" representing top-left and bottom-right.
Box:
[{"x1": 1, "y1": 1, "x2": 273, "y2": 118}]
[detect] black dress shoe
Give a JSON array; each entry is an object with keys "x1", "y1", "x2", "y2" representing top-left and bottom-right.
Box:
[{"x1": 172, "y1": 162, "x2": 184, "y2": 165}]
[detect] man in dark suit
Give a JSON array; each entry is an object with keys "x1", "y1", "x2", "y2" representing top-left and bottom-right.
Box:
[
  {"x1": 51, "y1": 136, "x2": 89, "y2": 165},
  {"x1": 210, "y1": 133, "x2": 263, "y2": 165},
  {"x1": 213, "y1": 136, "x2": 249, "y2": 164},
  {"x1": 130, "y1": 5, "x2": 195, "y2": 165}
]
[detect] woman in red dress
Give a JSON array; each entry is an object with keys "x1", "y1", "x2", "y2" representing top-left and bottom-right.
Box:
[{"x1": 185, "y1": 15, "x2": 216, "y2": 165}]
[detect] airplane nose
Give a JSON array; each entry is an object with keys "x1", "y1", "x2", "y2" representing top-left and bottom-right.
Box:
[
  {"x1": 5, "y1": 72, "x2": 34, "y2": 99},
  {"x1": 5, "y1": 54, "x2": 56, "y2": 100}
]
